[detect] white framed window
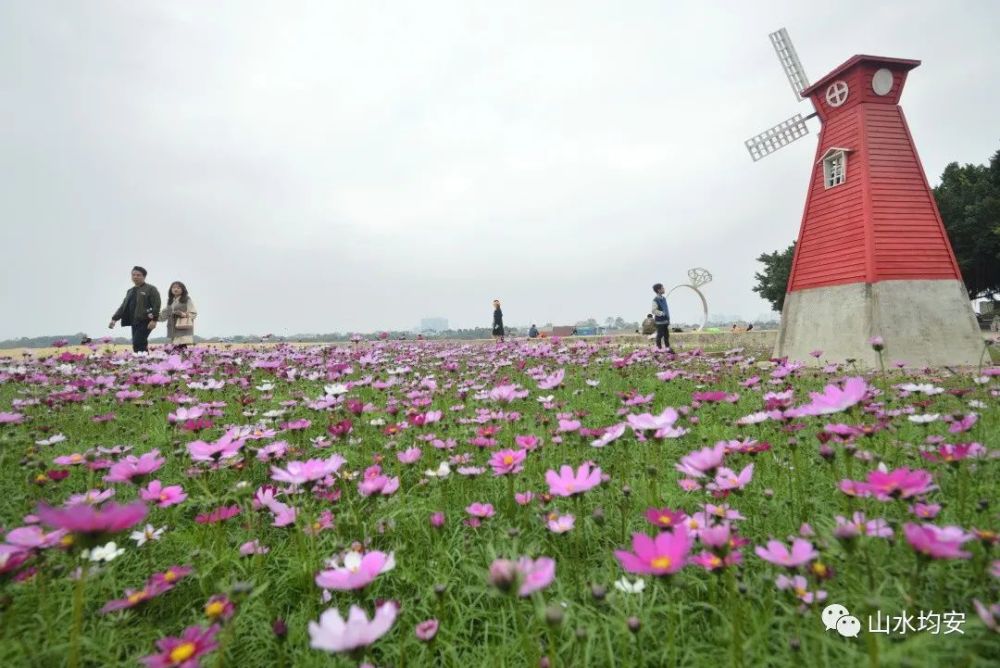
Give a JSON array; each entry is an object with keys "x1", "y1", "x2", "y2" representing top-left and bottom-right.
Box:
[{"x1": 819, "y1": 148, "x2": 851, "y2": 189}]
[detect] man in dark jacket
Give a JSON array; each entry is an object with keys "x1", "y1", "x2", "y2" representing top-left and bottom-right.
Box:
[
  {"x1": 109, "y1": 266, "x2": 161, "y2": 352},
  {"x1": 651, "y1": 283, "x2": 671, "y2": 351}
]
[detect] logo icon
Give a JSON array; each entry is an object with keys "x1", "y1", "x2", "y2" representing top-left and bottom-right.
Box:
[{"x1": 822, "y1": 603, "x2": 861, "y2": 638}]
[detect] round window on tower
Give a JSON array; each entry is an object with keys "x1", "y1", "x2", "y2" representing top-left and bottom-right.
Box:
[
  {"x1": 826, "y1": 81, "x2": 849, "y2": 107},
  {"x1": 872, "y1": 68, "x2": 894, "y2": 96}
]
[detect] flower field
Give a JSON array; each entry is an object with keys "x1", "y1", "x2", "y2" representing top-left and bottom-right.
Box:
[{"x1": 1, "y1": 340, "x2": 998, "y2": 667}]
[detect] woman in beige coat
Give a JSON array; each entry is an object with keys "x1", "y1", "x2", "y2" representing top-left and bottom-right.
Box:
[{"x1": 159, "y1": 281, "x2": 198, "y2": 349}]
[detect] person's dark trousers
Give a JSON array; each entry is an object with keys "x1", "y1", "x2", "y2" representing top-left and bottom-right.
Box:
[
  {"x1": 130, "y1": 324, "x2": 151, "y2": 352},
  {"x1": 656, "y1": 324, "x2": 671, "y2": 350}
]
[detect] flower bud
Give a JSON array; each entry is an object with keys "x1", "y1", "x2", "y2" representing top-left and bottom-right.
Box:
[
  {"x1": 627, "y1": 616, "x2": 641, "y2": 633},
  {"x1": 545, "y1": 605, "x2": 564, "y2": 627},
  {"x1": 488, "y1": 559, "x2": 518, "y2": 592}
]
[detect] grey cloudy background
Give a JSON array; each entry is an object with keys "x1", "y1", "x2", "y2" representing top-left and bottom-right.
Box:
[{"x1": 1, "y1": 1, "x2": 998, "y2": 339}]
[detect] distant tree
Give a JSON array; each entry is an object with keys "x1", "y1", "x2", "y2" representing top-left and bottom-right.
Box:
[
  {"x1": 614, "y1": 316, "x2": 627, "y2": 330},
  {"x1": 752, "y1": 242, "x2": 796, "y2": 313},
  {"x1": 932, "y1": 148, "x2": 1000, "y2": 298}
]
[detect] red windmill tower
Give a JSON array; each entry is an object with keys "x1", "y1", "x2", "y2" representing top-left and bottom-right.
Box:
[{"x1": 746, "y1": 29, "x2": 982, "y2": 367}]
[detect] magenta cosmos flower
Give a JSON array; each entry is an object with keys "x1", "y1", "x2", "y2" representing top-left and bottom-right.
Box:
[
  {"x1": 270, "y1": 455, "x2": 346, "y2": 485},
  {"x1": 545, "y1": 463, "x2": 602, "y2": 497},
  {"x1": 645, "y1": 507, "x2": 687, "y2": 529},
  {"x1": 309, "y1": 602, "x2": 398, "y2": 653},
  {"x1": 614, "y1": 529, "x2": 692, "y2": 576},
  {"x1": 489, "y1": 449, "x2": 526, "y2": 476},
  {"x1": 846, "y1": 467, "x2": 935, "y2": 500},
  {"x1": 139, "y1": 480, "x2": 187, "y2": 508},
  {"x1": 36, "y1": 501, "x2": 147, "y2": 538},
  {"x1": 414, "y1": 618, "x2": 439, "y2": 641},
  {"x1": 140, "y1": 623, "x2": 219, "y2": 668},
  {"x1": 100, "y1": 579, "x2": 173, "y2": 614},
  {"x1": 903, "y1": 523, "x2": 973, "y2": 559},
  {"x1": 466, "y1": 502, "x2": 495, "y2": 518},
  {"x1": 104, "y1": 450, "x2": 166, "y2": 484},
  {"x1": 754, "y1": 538, "x2": 819, "y2": 568},
  {"x1": 315, "y1": 550, "x2": 395, "y2": 590}
]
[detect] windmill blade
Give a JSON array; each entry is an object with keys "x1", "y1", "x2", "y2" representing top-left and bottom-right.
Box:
[
  {"x1": 769, "y1": 28, "x2": 809, "y2": 101},
  {"x1": 744, "y1": 114, "x2": 810, "y2": 162}
]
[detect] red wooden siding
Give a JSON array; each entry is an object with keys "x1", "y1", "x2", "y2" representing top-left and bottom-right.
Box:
[{"x1": 787, "y1": 56, "x2": 962, "y2": 294}]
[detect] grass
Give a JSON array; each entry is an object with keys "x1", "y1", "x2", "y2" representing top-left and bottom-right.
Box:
[{"x1": 0, "y1": 340, "x2": 998, "y2": 667}]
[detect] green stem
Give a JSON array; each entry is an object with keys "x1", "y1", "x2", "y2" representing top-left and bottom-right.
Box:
[{"x1": 68, "y1": 564, "x2": 87, "y2": 668}]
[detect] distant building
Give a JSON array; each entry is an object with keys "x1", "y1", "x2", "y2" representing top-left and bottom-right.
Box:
[{"x1": 419, "y1": 317, "x2": 448, "y2": 332}]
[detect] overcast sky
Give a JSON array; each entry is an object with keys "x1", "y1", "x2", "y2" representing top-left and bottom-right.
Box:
[{"x1": 1, "y1": 1, "x2": 998, "y2": 339}]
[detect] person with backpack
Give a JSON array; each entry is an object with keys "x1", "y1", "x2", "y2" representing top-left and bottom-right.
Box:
[
  {"x1": 651, "y1": 283, "x2": 671, "y2": 351},
  {"x1": 109, "y1": 266, "x2": 161, "y2": 353}
]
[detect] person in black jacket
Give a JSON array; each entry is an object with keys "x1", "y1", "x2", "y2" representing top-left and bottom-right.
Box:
[
  {"x1": 109, "y1": 266, "x2": 161, "y2": 353},
  {"x1": 492, "y1": 299, "x2": 505, "y2": 343}
]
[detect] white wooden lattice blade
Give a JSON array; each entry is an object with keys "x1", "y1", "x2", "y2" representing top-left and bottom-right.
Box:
[
  {"x1": 769, "y1": 28, "x2": 810, "y2": 101},
  {"x1": 744, "y1": 114, "x2": 810, "y2": 162}
]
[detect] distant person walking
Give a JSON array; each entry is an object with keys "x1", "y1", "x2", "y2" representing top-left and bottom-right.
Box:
[
  {"x1": 640, "y1": 313, "x2": 656, "y2": 336},
  {"x1": 109, "y1": 266, "x2": 161, "y2": 353},
  {"x1": 159, "y1": 281, "x2": 198, "y2": 350},
  {"x1": 492, "y1": 299, "x2": 505, "y2": 343},
  {"x1": 651, "y1": 283, "x2": 671, "y2": 351}
]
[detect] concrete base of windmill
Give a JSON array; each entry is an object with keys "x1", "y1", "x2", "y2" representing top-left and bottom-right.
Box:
[{"x1": 775, "y1": 279, "x2": 985, "y2": 368}]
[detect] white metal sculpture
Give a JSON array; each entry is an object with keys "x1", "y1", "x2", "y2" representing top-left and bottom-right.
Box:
[{"x1": 667, "y1": 268, "x2": 713, "y2": 331}]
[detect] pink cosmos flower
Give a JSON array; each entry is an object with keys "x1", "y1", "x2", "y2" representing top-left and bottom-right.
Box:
[
  {"x1": 104, "y1": 450, "x2": 165, "y2": 484},
  {"x1": 466, "y1": 502, "x2": 495, "y2": 518},
  {"x1": 675, "y1": 442, "x2": 727, "y2": 478},
  {"x1": 590, "y1": 423, "x2": 627, "y2": 448},
  {"x1": 626, "y1": 407, "x2": 680, "y2": 432},
  {"x1": 357, "y1": 466, "x2": 400, "y2": 497},
  {"x1": 149, "y1": 565, "x2": 194, "y2": 588},
  {"x1": 397, "y1": 447, "x2": 422, "y2": 464},
  {"x1": 754, "y1": 538, "x2": 819, "y2": 568},
  {"x1": 545, "y1": 462, "x2": 602, "y2": 497},
  {"x1": 973, "y1": 600, "x2": 999, "y2": 632},
  {"x1": 515, "y1": 435, "x2": 541, "y2": 450},
  {"x1": 309, "y1": 602, "x2": 398, "y2": 653},
  {"x1": 489, "y1": 449, "x2": 526, "y2": 476},
  {"x1": 65, "y1": 488, "x2": 115, "y2": 506},
  {"x1": 187, "y1": 429, "x2": 245, "y2": 463},
  {"x1": 140, "y1": 623, "x2": 220, "y2": 668},
  {"x1": 167, "y1": 406, "x2": 205, "y2": 424},
  {"x1": 546, "y1": 513, "x2": 575, "y2": 533},
  {"x1": 557, "y1": 419, "x2": 581, "y2": 432},
  {"x1": 271, "y1": 455, "x2": 346, "y2": 486},
  {"x1": 36, "y1": 501, "x2": 148, "y2": 537},
  {"x1": 239, "y1": 540, "x2": 269, "y2": 556},
  {"x1": 920, "y1": 442, "x2": 985, "y2": 463},
  {"x1": 0, "y1": 412, "x2": 26, "y2": 425},
  {"x1": 946, "y1": 414, "x2": 978, "y2": 433},
  {"x1": 903, "y1": 523, "x2": 973, "y2": 559},
  {"x1": 833, "y1": 512, "x2": 893, "y2": 539},
  {"x1": 100, "y1": 580, "x2": 174, "y2": 614},
  {"x1": 255, "y1": 441, "x2": 289, "y2": 462},
  {"x1": 791, "y1": 377, "x2": 870, "y2": 416},
  {"x1": 315, "y1": 551, "x2": 396, "y2": 591},
  {"x1": 708, "y1": 464, "x2": 754, "y2": 492},
  {"x1": 514, "y1": 556, "x2": 556, "y2": 596},
  {"x1": 775, "y1": 574, "x2": 827, "y2": 604},
  {"x1": 909, "y1": 503, "x2": 941, "y2": 519},
  {"x1": 54, "y1": 453, "x2": 89, "y2": 467},
  {"x1": 614, "y1": 529, "x2": 692, "y2": 576},
  {"x1": 139, "y1": 480, "x2": 187, "y2": 508},
  {"x1": 429, "y1": 512, "x2": 445, "y2": 528},
  {"x1": 5, "y1": 526, "x2": 67, "y2": 550},
  {"x1": 515, "y1": 491, "x2": 535, "y2": 505},
  {"x1": 537, "y1": 369, "x2": 565, "y2": 390},
  {"x1": 415, "y1": 618, "x2": 439, "y2": 641},
  {"x1": 862, "y1": 467, "x2": 935, "y2": 500},
  {"x1": 489, "y1": 384, "x2": 528, "y2": 403}
]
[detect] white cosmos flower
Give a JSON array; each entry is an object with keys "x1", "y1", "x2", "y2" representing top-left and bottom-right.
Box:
[
  {"x1": 614, "y1": 577, "x2": 646, "y2": 594},
  {"x1": 130, "y1": 524, "x2": 166, "y2": 547},
  {"x1": 324, "y1": 383, "x2": 349, "y2": 396},
  {"x1": 256, "y1": 382, "x2": 275, "y2": 392},
  {"x1": 83, "y1": 541, "x2": 125, "y2": 562},
  {"x1": 898, "y1": 383, "x2": 944, "y2": 395},
  {"x1": 36, "y1": 433, "x2": 67, "y2": 446},
  {"x1": 424, "y1": 462, "x2": 451, "y2": 478},
  {"x1": 537, "y1": 395, "x2": 555, "y2": 404},
  {"x1": 908, "y1": 414, "x2": 940, "y2": 424}
]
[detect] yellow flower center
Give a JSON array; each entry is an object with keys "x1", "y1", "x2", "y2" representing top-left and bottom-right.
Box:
[
  {"x1": 35, "y1": 474, "x2": 48, "y2": 483},
  {"x1": 70, "y1": 454, "x2": 82, "y2": 462},
  {"x1": 205, "y1": 601, "x2": 226, "y2": 618},
  {"x1": 160, "y1": 493, "x2": 170, "y2": 501},
  {"x1": 164, "y1": 570, "x2": 178, "y2": 583},
  {"x1": 710, "y1": 555, "x2": 722, "y2": 567},
  {"x1": 812, "y1": 562, "x2": 828, "y2": 578},
  {"x1": 651, "y1": 556, "x2": 672, "y2": 570},
  {"x1": 793, "y1": 586, "x2": 807, "y2": 598},
  {"x1": 313, "y1": 522, "x2": 322, "y2": 530},
  {"x1": 687, "y1": 519, "x2": 699, "y2": 529},
  {"x1": 658, "y1": 515, "x2": 673, "y2": 525},
  {"x1": 61, "y1": 535, "x2": 75, "y2": 547},
  {"x1": 169, "y1": 642, "x2": 197, "y2": 663},
  {"x1": 502, "y1": 455, "x2": 514, "y2": 465},
  {"x1": 128, "y1": 591, "x2": 148, "y2": 604}
]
